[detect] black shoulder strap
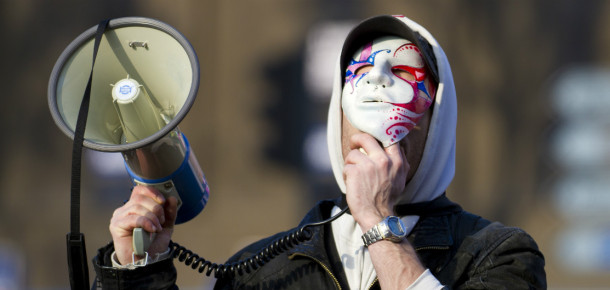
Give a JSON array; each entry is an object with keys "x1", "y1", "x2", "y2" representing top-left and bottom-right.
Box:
[{"x1": 66, "y1": 18, "x2": 110, "y2": 290}]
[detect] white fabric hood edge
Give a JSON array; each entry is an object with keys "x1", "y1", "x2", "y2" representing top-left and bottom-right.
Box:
[{"x1": 326, "y1": 15, "x2": 458, "y2": 204}]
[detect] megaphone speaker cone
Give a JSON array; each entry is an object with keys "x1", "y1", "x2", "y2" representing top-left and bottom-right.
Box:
[{"x1": 48, "y1": 17, "x2": 200, "y2": 152}]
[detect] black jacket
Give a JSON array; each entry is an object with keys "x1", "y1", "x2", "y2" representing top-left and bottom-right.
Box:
[{"x1": 93, "y1": 195, "x2": 546, "y2": 289}]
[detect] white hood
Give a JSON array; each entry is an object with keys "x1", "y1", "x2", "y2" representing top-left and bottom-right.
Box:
[
  {"x1": 327, "y1": 15, "x2": 458, "y2": 289},
  {"x1": 327, "y1": 15, "x2": 457, "y2": 205}
]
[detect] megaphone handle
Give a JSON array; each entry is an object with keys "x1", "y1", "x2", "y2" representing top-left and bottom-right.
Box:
[
  {"x1": 133, "y1": 228, "x2": 156, "y2": 256},
  {"x1": 130, "y1": 181, "x2": 179, "y2": 257}
]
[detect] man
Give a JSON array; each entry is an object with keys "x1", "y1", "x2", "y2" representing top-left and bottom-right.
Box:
[{"x1": 93, "y1": 14, "x2": 546, "y2": 289}]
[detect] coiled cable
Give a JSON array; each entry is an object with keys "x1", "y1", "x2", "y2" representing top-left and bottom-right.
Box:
[{"x1": 170, "y1": 205, "x2": 349, "y2": 279}]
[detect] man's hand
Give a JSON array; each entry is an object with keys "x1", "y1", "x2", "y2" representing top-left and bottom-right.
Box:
[
  {"x1": 343, "y1": 133, "x2": 409, "y2": 231},
  {"x1": 343, "y1": 133, "x2": 427, "y2": 289},
  {"x1": 109, "y1": 185, "x2": 178, "y2": 265}
]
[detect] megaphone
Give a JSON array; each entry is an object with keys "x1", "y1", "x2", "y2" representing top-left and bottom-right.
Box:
[{"x1": 48, "y1": 17, "x2": 209, "y2": 255}]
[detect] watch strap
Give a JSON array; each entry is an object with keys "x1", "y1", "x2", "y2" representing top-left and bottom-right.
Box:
[
  {"x1": 362, "y1": 224, "x2": 382, "y2": 247},
  {"x1": 361, "y1": 216, "x2": 407, "y2": 247}
]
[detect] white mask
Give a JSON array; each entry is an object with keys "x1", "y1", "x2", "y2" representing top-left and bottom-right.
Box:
[{"x1": 341, "y1": 36, "x2": 435, "y2": 147}]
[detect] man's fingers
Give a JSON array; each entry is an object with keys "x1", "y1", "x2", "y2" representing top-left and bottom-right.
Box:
[
  {"x1": 385, "y1": 142, "x2": 406, "y2": 169},
  {"x1": 111, "y1": 195, "x2": 166, "y2": 235},
  {"x1": 346, "y1": 133, "x2": 400, "y2": 172},
  {"x1": 115, "y1": 205, "x2": 163, "y2": 231},
  {"x1": 344, "y1": 145, "x2": 370, "y2": 165},
  {"x1": 349, "y1": 133, "x2": 384, "y2": 156},
  {"x1": 110, "y1": 213, "x2": 160, "y2": 236},
  {"x1": 163, "y1": 196, "x2": 179, "y2": 228},
  {"x1": 384, "y1": 142, "x2": 403, "y2": 156},
  {"x1": 126, "y1": 194, "x2": 166, "y2": 221},
  {"x1": 131, "y1": 185, "x2": 166, "y2": 205},
  {"x1": 130, "y1": 204, "x2": 164, "y2": 230}
]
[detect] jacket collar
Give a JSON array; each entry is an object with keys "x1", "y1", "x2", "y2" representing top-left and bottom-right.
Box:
[
  {"x1": 399, "y1": 193, "x2": 462, "y2": 249},
  {"x1": 409, "y1": 212, "x2": 455, "y2": 249},
  {"x1": 290, "y1": 194, "x2": 462, "y2": 259},
  {"x1": 290, "y1": 199, "x2": 337, "y2": 262}
]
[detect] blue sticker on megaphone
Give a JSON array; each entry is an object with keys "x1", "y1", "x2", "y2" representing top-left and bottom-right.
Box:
[
  {"x1": 119, "y1": 85, "x2": 132, "y2": 95},
  {"x1": 112, "y1": 78, "x2": 140, "y2": 103}
]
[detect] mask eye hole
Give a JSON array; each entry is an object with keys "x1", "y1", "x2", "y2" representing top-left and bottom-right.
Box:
[
  {"x1": 392, "y1": 68, "x2": 415, "y2": 81},
  {"x1": 354, "y1": 65, "x2": 373, "y2": 75}
]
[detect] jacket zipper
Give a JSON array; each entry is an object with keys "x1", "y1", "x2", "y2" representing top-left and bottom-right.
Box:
[
  {"x1": 290, "y1": 246, "x2": 449, "y2": 289},
  {"x1": 415, "y1": 245, "x2": 450, "y2": 251},
  {"x1": 290, "y1": 253, "x2": 341, "y2": 290},
  {"x1": 367, "y1": 277, "x2": 378, "y2": 289}
]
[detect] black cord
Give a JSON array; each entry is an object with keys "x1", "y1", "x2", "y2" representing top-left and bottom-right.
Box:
[{"x1": 170, "y1": 205, "x2": 349, "y2": 279}]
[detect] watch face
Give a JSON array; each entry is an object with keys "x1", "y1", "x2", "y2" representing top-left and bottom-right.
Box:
[{"x1": 387, "y1": 216, "x2": 406, "y2": 236}]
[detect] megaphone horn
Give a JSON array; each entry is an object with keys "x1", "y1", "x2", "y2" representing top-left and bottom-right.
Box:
[
  {"x1": 48, "y1": 17, "x2": 199, "y2": 152},
  {"x1": 48, "y1": 17, "x2": 210, "y2": 257}
]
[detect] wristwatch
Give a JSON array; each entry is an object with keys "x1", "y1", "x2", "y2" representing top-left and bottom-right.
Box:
[{"x1": 361, "y1": 216, "x2": 407, "y2": 247}]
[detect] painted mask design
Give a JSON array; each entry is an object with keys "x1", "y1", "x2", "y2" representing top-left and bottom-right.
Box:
[{"x1": 342, "y1": 36, "x2": 435, "y2": 147}]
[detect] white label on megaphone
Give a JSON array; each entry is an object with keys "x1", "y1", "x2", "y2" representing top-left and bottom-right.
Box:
[{"x1": 113, "y1": 78, "x2": 141, "y2": 103}]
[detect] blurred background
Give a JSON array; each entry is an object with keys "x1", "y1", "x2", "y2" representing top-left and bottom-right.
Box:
[{"x1": 1, "y1": 0, "x2": 610, "y2": 289}]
